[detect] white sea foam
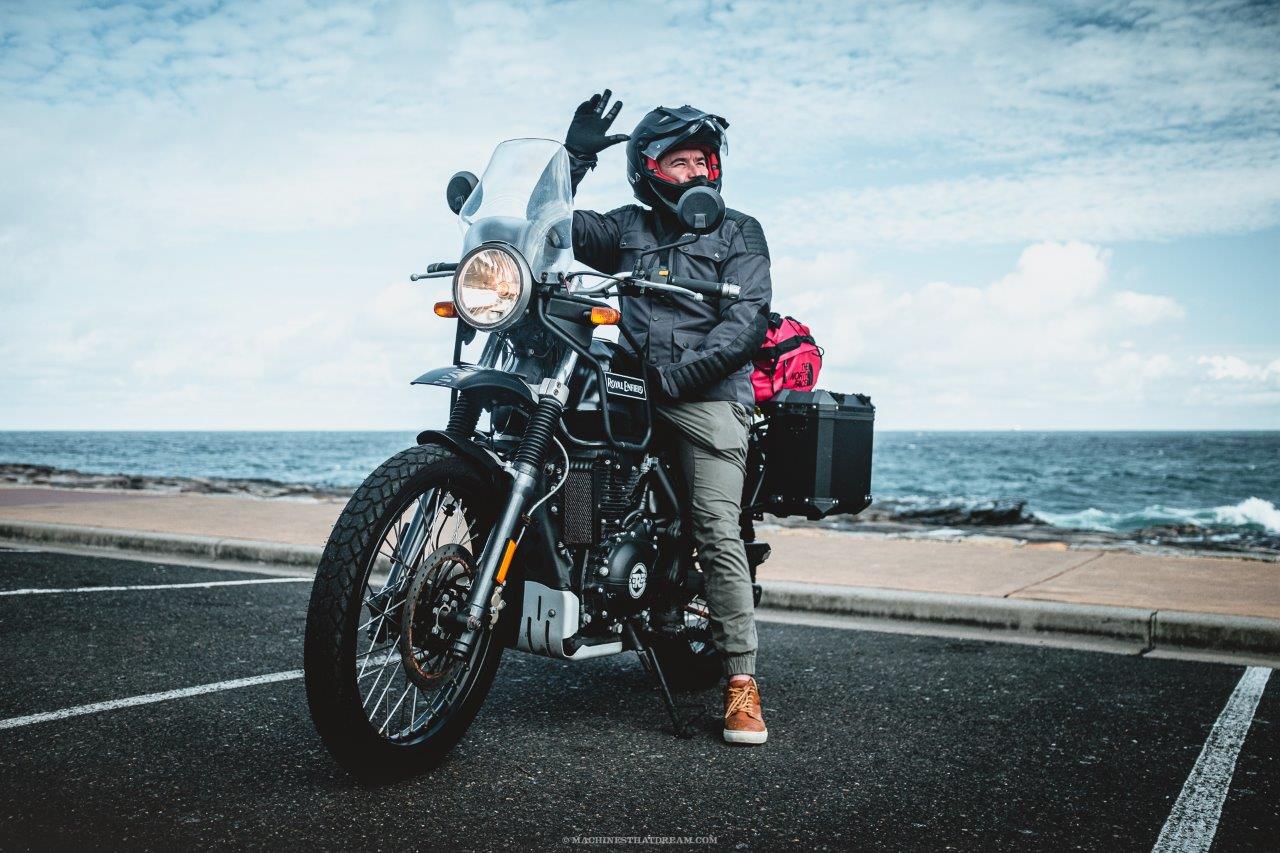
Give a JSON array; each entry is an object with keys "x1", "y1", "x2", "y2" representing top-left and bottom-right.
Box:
[
  {"x1": 1035, "y1": 497, "x2": 1280, "y2": 534},
  {"x1": 1034, "y1": 506, "x2": 1118, "y2": 531},
  {"x1": 1214, "y1": 497, "x2": 1280, "y2": 534}
]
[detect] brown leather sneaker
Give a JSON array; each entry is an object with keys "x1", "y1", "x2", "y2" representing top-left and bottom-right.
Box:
[{"x1": 723, "y1": 677, "x2": 768, "y2": 744}]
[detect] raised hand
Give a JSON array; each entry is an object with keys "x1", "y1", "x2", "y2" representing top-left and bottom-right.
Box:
[{"x1": 565, "y1": 89, "x2": 629, "y2": 159}]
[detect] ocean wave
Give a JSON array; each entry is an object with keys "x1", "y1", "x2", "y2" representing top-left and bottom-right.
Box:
[{"x1": 1033, "y1": 497, "x2": 1280, "y2": 534}]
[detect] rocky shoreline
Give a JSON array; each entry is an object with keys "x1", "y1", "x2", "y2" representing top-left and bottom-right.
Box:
[
  {"x1": 0, "y1": 463, "x2": 350, "y2": 500},
  {"x1": 4, "y1": 462, "x2": 1276, "y2": 560}
]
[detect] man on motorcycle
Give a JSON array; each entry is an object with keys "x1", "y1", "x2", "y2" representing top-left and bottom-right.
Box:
[{"x1": 564, "y1": 91, "x2": 772, "y2": 745}]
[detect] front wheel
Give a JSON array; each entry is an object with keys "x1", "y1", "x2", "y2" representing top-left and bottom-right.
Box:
[{"x1": 304, "y1": 445, "x2": 502, "y2": 778}]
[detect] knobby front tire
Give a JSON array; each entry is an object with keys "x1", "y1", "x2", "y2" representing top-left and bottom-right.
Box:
[{"x1": 303, "y1": 444, "x2": 503, "y2": 779}]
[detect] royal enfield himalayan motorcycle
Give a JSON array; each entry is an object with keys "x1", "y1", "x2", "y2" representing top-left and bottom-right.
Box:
[{"x1": 303, "y1": 138, "x2": 776, "y2": 777}]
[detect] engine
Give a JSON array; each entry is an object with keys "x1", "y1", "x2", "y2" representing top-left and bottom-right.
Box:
[
  {"x1": 555, "y1": 451, "x2": 659, "y2": 628},
  {"x1": 584, "y1": 517, "x2": 657, "y2": 615}
]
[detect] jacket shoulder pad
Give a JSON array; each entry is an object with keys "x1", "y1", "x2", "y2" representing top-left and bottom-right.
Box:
[
  {"x1": 724, "y1": 209, "x2": 770, "y2": 260},
  {"x1": 605, "y1": 204, "x2": 644, "y2": 221}
]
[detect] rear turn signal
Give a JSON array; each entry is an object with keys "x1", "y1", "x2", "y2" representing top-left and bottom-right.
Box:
[
  {"x1": 588, "y1": 306, "x2": 621, "y2": 325},
  {"x1": 434, "y1": 301, "x2": 457, "y2": 318}
]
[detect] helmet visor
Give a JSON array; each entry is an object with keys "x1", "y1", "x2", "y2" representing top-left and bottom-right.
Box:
[{"x1": 639, "y1": 107, "x2": 729, "y2": 162}]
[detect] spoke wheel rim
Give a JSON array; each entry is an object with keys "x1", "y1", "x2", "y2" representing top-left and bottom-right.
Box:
[{"x1": 352, "y1": 485, "x2": 491, "y2": 746}]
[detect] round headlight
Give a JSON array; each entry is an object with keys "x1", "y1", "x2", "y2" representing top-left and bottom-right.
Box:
[{"x1": 452, "y1": 244, "x2": 531, "y2": 331}]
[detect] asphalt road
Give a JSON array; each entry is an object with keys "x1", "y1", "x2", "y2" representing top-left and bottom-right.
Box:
[{"x1": 0, "y1": 547, "x2": 1275, "y2": 852}]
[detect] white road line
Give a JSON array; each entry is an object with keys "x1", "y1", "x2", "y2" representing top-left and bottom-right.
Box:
[
  {"x1": 1152, "y1": 666, "x2": 1272, "y2": 853},
  {"x1": 0, "y1": 577, "x2": 311, "y2": 596},
  {"x1": 0, "y1": 670, "x2": 303, "y2": 731}
]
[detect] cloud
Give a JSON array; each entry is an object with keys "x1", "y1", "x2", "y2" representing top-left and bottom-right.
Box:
[
  {"x1": 779, "y1": 240, "x2": 1203, "y2": 425},
  {"x1": 772, "y1": 142, "x2": 1280, "y2": 248},
  {"x1": 987, "y1": 240, "x2": 1108, "y2": 315},
  {"x1": 4, "y1": 0, "x2": 1278, "y2": 248},
  {"x1": 1110, "y1": 290, "x2": 1186, "y2": 325},
  {"x1": 1197, "y1": 355, "x2": 1280, "y2": 383},
  {"x1": 0, "y1": 0, "x2": 1277, "y2": 427}
]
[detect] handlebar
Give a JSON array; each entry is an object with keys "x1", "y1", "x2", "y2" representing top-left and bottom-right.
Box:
[{"x1": 568, "y1": 271, "x2": 739, "y2": 303}]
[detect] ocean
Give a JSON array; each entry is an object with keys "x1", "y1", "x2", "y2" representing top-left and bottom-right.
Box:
[{"x1": 2, "y1": 430, "x2": 1277, "y2": 556}]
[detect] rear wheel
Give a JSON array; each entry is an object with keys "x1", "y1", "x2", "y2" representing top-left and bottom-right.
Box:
[
  {"x1": 650, "y1": 587, "x2": 722, "y2": 689},
  {"x1": 303, "y1": 445, "x2": 502, "y2": 778}
]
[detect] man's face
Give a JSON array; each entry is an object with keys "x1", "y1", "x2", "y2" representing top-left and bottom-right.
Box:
[{"x1": 657, "y1": 146, "x2": 710, "y2": 183}]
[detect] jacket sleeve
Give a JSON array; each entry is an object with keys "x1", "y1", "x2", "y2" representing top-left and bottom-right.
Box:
[
  {"x1": 568, "y1": 150, "x2": 596, "y2": 195},
  {"x1": 568, "y1": 150, "x2": 625, "y2": 273},
  {"x1": 572, "y1": 209, "x2": 624, "y2": 274},
  {"x1": 657, "y1": 216, "x2": 772, "y2": 398}
]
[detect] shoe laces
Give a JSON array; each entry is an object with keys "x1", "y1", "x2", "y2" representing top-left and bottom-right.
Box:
[{"x1": 725, "y1": 680, "x2": 760, "y2": 718}]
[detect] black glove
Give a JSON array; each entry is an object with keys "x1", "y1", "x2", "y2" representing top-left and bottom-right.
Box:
[
  {"x1": 565, "y1": 89, "x2": 629, "y2": 160},
  {"x1": 656, "y1": 311, "x2": 769, "y2": 399},
  {"x1": 657, "y1": 350, "x2": 732, "y2": 399}
]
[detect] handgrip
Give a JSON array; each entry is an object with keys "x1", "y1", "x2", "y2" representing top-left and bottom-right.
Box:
[
  {"x1": 427, "y1": 262, "x2": 458, "y2": 274},
  {"x1": 666, "y1": 274, "x2": 740, "y2": 301}
]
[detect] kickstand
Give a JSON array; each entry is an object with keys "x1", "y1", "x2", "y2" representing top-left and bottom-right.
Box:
[{"x1": 622, "y1": 619, "x2": 699, "y2": 739}]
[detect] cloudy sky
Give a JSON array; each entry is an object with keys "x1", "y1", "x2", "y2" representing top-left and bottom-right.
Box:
[{"x1": 1, "y1": 0, "x2": 1277, "y2": 430}]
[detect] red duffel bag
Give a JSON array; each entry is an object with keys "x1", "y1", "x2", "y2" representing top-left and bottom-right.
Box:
[{"x1": 751, "y1": 313, "x2": 823, "y2": 403}]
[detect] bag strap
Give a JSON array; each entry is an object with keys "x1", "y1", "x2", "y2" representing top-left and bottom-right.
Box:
[{"x1": 757, "y1": 334, "x2": 817, "y2": 362}]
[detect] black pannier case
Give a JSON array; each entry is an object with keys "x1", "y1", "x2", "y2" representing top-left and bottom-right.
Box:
[{"x1": 756, "y1": 389, "x2": 875, "y2": 520}]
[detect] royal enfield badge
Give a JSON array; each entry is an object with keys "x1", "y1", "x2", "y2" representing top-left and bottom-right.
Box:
[
  {"x1": 605, "y1": 372, "x2": 646, "y2": 400},
  {"x1": 627, "y1": 563, "x2": 648, "y2": 598}
]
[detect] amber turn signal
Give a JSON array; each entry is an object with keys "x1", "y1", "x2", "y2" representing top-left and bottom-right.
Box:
[
  {"x1": 433, "y1": 301, "x2": 457, "y2": 318},
  {"x1": 588, "y1": 306, "x2": 621, "y2": 325}
]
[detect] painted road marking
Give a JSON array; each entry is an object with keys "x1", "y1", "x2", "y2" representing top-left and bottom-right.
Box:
[
  {"x1": 0, "y1": 652, "x2": 398, "y2": 732},
  {"x1": 0, "y1": 671, "x2": 303, "y2": 731},
  {"x1": 0, "y1": 577, "x2": 311, "y2": 597},
  {"x1": 1152, "y1": 666, "x2": 1272, "y2": 853}
]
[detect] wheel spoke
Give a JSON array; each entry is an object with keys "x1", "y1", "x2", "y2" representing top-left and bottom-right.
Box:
[
  {"x1": 365, "y1": 657, "x2": 401, "y2": 713},
  {"x1": 380, "y1": 683, "x2": 415, "y2": 734},
  {"x1": 346, "y1": 478, "x2": 496, "y2": 747}
]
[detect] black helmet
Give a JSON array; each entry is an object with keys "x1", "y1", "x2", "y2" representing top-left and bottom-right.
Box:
[{"x1": 625, "y1": 105, "x2": 729, "y2": 214}]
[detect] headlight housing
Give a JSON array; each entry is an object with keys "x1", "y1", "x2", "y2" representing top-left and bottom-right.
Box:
[{"x1": 451, "y1": 243, "x2": 532, "y2": 331}]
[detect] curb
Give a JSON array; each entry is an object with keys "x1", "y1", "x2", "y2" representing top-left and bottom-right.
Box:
[
  {"x1": 3, "y1": 520, "x2": 1278, "y2": 659},
  {"x1": 0, "y1": 520, "x2": 323, "y2": 569},
  {"x1": 759, "y1": 581, "x2": 1154, "y2": 643},
  {"x1": 759, "y1": 581, "x2": 1280, "y2": 659}
]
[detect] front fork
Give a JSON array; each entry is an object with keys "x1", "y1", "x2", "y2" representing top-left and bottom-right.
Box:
[{"x1": 446, "y1": 349, "x2": 578, "y2": 659}]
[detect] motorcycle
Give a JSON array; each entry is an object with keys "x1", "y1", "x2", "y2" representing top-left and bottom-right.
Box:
[{"x1": 303, "y1": 138, "x2": 873, "y2": 777}]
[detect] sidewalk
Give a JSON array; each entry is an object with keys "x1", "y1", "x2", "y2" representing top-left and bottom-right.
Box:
[{"x1": 3, "y1": 485, "x2": 1277, "y2": 658}]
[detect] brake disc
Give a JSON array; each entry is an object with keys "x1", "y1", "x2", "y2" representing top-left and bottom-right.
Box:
[{"x1": 398, "y1": 543, "x2": 476, "y2": 690}]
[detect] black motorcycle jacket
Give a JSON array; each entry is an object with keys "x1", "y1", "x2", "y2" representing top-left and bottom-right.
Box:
[{"x1": 568, "y1": 153, "x2": 771, "y2": 407}]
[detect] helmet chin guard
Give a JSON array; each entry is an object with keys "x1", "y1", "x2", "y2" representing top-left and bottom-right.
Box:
[{"x1": 626, "y1": 105, "x2": 728, "y2": 214}]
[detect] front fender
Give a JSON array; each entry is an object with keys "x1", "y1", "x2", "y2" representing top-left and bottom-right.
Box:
[
  {"x1": 415, "y1": 429, "x2": 572, "y2": 632},
  {"x1": 414, "y1": 429, "x2": 506, "y2": 485},
  {"x1": 412, "y1": 365, "x2": 536, "y2": 411}
]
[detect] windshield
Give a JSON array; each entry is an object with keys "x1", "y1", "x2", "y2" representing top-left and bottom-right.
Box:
[{"x1": 459, "y1": 138, "x2": 573, "y2": 277}]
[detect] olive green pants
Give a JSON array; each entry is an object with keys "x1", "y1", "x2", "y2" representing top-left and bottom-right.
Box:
[{"x1": 655, "y1": 399, "x2": 757, "y2": 677}]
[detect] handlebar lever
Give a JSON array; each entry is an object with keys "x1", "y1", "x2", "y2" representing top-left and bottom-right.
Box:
[
  {"x1": 635, "y1": 279, "x2": 704, "y2": 301},
  {"x1": 410, "y1": 261, "x2": 459, "y2": 281}
]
